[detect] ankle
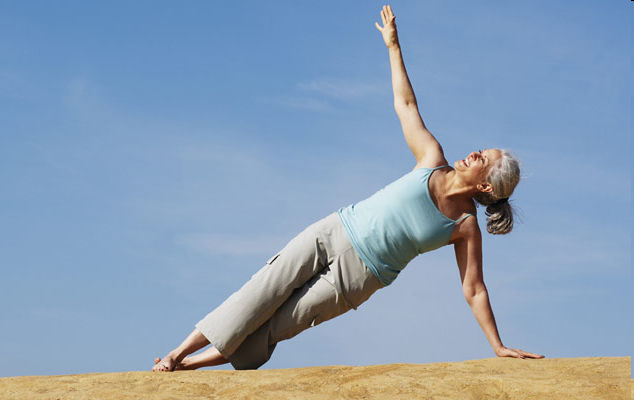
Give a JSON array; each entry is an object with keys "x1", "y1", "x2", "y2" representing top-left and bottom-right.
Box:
[{"x1": 167, "y1": 349, "x2": 186, "y2": 364}]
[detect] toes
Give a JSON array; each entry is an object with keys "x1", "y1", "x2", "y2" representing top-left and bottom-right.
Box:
[
  {"x1": 151, "y1": 359, "x2": 174, "y2": 372},
  {"x1": 151, "y1": 359, "x2": 169, "y2": 372}
]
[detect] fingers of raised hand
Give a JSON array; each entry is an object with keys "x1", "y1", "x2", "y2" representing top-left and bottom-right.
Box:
[
  {"x1": 379, "y1": 5, "x2": 395, "y2": 28},
  {"x1": 383, "y1": 5, "x2": 395, "y2": 23},
  {"x1": 375, "y1": 21, "x2": 383, "y2": 32},
  {"x1": 386, "y1": 5, "x2": 395, "y2": 19}
]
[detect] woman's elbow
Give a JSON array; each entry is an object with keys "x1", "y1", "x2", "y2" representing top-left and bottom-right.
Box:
[
  {"x1": 463, "y1": 283, "x2": 487, "y2": 304},
  {"x1": 394, "y1": 98, "x2": 418, "y2": 113}
]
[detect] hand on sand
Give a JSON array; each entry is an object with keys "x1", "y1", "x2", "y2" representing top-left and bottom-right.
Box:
[{"x1": 495, "y1": 346, "x2": 545, "y2": 359}]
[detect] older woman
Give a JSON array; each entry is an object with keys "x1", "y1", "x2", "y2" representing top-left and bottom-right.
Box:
[{"x1": 152, "y1": 5, "x2": 544, "y2": 372}]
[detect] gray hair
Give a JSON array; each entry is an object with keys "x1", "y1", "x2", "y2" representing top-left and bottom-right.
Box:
[{"x1": 473, "y1": 150, "x2": 520, "y2": 235}]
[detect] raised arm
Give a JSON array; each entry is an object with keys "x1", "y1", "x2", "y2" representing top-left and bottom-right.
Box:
[
  {"x1": 453, "y1": 219, "x2": 544, "y2": 359},
  {"x1": 375, "y1": 5, "x2": 446, "y2": 167}
]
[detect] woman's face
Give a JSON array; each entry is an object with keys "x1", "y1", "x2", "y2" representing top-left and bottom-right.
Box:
[{"x1": 454, "y1": 148, "x2": 503, "y2": 189}]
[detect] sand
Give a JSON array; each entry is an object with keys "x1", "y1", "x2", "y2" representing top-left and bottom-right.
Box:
[{"x1": 0, "y1": 357, "x2": 630, "y2": 399}]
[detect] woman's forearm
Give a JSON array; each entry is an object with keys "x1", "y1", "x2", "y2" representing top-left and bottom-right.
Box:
[
  {"x1": 467, "y1": 289, "x2": 505, "y2": 353},
  {"x1": 388, "y1": 45, "x2": 418, "y2": 109}
]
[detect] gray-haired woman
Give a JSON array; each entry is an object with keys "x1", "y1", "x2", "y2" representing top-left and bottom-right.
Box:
[{"x1": 152, "y1": 5, "x2": 544, "y2": 372}]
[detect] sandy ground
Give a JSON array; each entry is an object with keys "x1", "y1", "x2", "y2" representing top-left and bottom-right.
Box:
[{"x1": 0, "y1": 357, "x2": 630, "y2": 399}]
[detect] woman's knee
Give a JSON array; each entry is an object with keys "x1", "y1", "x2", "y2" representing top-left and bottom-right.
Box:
[{"x1": 268, "y1": 272, "x2": 350, "y2": 343}]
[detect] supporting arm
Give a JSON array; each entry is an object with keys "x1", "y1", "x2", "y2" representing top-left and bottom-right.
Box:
[{"x1": 453, "y1": 218, "x2": 544, "y2": 359}]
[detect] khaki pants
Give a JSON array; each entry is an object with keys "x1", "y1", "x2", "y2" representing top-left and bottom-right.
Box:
[{"x1": 195, "y1": 213, "x2": 384, "y2": 370}]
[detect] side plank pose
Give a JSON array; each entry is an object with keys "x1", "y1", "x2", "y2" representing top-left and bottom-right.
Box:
[{"x1": 153, "y1": 5, "x2": 544, "y2": 372}]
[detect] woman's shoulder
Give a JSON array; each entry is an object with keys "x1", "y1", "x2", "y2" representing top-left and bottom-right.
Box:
[
  {"x1": 449, "y1": 208, "x2": 481, "y2": 244},
  {"x1": 455, "y1": 199, "x2": 478, "y2": 226},
  {"x1": 413, "y1": 153, "x2": 450, "y2": 171},
  {"x1": 464, "y1": 198, "x2": 478, "y2": 215},
  {"x1": 413, "y1": 160, "x2": 452, "y2": 171}
]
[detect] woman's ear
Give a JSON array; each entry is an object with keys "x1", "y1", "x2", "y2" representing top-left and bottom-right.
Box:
[{"x1": 476, "y1": 182, "x2": 493, "y2": 193}]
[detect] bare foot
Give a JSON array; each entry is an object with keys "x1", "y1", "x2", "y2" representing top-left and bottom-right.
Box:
[
  {"x1": 154, "y1": 357, "x2": 186, "y2": 371},
  {"x1": 150, "y1": 329, "x2": 211, "y2": 372},
  {"x1": 152, "y1": 355, "x2": 177, "y2": 372},
  {"x1": 152, "y1": 345, "x2": 229, "y2": 371}
]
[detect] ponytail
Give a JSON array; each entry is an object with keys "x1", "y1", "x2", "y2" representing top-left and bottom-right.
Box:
[{"x1": 485, "y1": 200, "x2": 514, "y2": 235}]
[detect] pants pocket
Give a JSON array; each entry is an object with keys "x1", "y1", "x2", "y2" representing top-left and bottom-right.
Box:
[{"x1": 266, "y1": 253, "x2": 281, "y2": 265}]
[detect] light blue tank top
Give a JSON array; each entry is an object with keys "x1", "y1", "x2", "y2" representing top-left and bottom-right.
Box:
[{"x1": 338, "y1": 166, "x2": 473, "y2": 286}]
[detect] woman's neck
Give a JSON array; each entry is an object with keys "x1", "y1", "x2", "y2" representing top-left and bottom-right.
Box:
[{"x1": 439, "y1": 169, "x2": 479, "y2": 200}]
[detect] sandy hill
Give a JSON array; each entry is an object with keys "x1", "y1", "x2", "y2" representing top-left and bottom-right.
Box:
[{"x1": 0, "y1": 357, "x2": 630, "y2": 399}]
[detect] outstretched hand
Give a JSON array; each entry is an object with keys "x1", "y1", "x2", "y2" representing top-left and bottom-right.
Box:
[
  {"x1": 375, "y1": 5, "x2": 399, "y2": 49},
  {"x1": 496, "y1": 346, "x2": 545, "y2": 359}
]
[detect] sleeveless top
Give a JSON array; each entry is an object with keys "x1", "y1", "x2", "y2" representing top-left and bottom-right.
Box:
[{"x1": 338, "y1": 165, "x2": 473, "y2": 286}]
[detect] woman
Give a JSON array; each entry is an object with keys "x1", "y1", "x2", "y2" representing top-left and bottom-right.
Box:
[{"x1": 152, "y1": 5, "x2": 544, "y2": 372}]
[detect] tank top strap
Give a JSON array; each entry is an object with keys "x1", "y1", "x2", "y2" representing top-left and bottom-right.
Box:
[
  {"x1": 430, "y1": 165, "x2": 450, "y2": 171},
  {"x1": 455, "y1": 213, "x2": 475, "y2": 223}
]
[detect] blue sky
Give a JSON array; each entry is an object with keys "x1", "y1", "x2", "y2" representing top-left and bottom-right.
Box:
[{"x1": 0, "y1": 1, "x2": 630, "y2": 377}]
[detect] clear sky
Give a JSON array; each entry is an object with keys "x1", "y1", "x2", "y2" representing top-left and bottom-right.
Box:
[{"x1": 0, "y1": 1, "x2": 630, "y2": 377}]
